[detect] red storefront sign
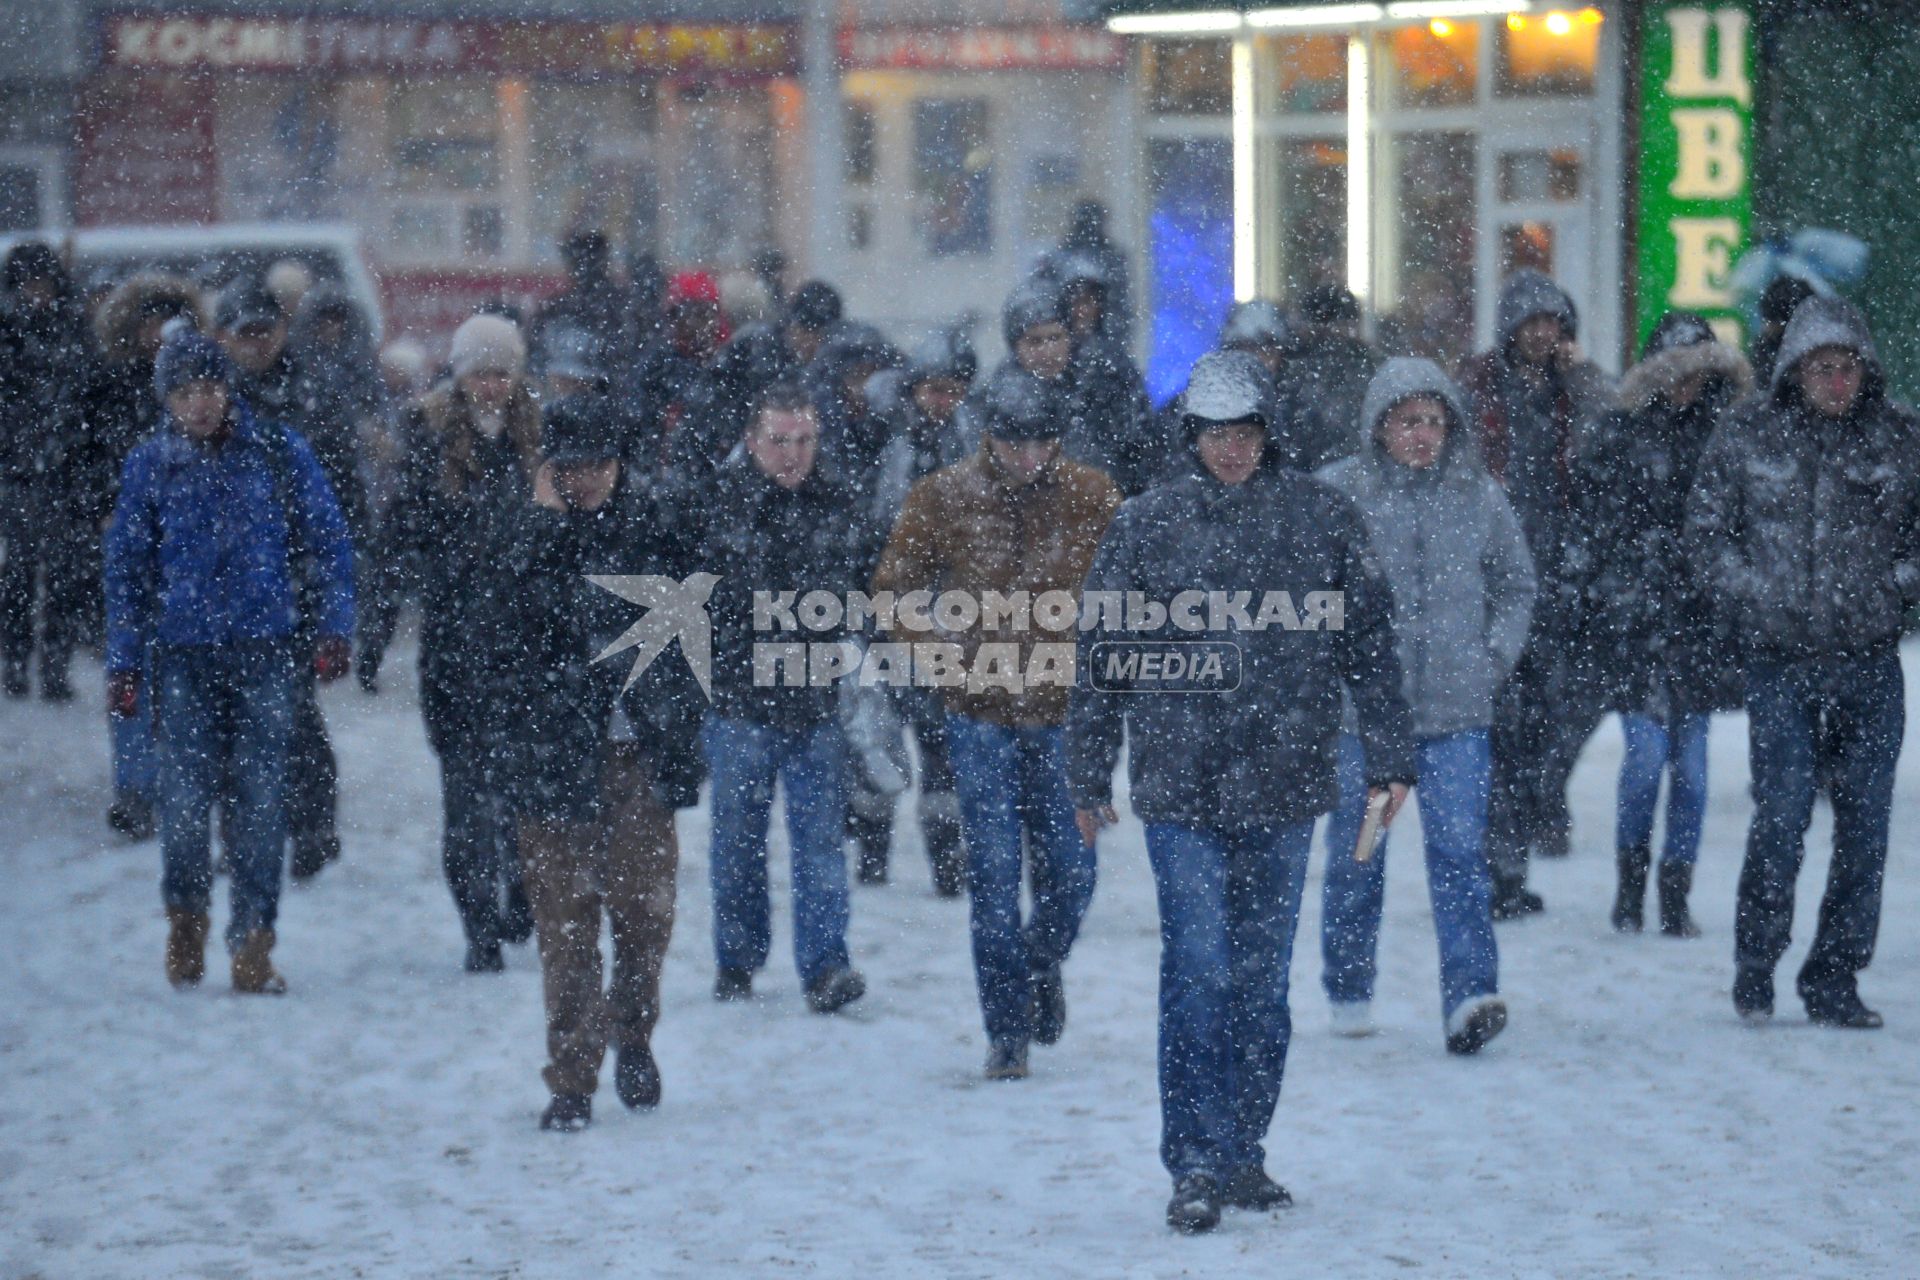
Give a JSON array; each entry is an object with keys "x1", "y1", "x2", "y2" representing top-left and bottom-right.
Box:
[
  {"x1": 72, "y1": 74, "x2": 218, "y2": 226},
  {"x1": 99, "y1": 13, "x2": 798, "y2": 78},
  {"x1": 839, "y1": 26, "x2": 1127, "y2": 73}
]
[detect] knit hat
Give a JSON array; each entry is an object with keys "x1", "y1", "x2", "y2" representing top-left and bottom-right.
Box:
[
  {"x1": 153, "y1": 324, "x2": 234, "y2": 403},
  {"x1": 449, "y1": 312, "x2": 526, "y2": 381},
  {"x1": 982, "y1": 367, "x2": 1063, "y2": 442},
  {"x1": 1002, "y1": 278, "x2": 1069, "y2": 349},
  {"x1": 541, "y1": 395, "x2": 624, "y2": 467},
  {"x1": 1181, "y1": 351, "x2": 1269, "y2": 433}
]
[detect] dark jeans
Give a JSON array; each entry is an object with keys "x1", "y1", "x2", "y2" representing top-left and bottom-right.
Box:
[
  {"x1": 154, "y1": 640, "x2": 296, "y2": 950},
  {"x1": 1488, "y1": 630, "x2": 1605, "y2": 881},
  {"x1": 1737, "y1": 651, "x2": 1903, "y2": 997},
  {"x1": 0, "y1": 481, "x2": 89, "y2": 674},
  {"x1": 945, "y1": 715, "x2": 1096, "y2": 1044},
  {"x1": 1617, "y1": 712, "x2": 1710, "y2": 867},
  {"x1": 286, "y1": 661, "x2": 339, "y2": 854},
  {"x1": 437, "y1": 741, "x2": 523, "y2": 946},
  {"x1": 1145, "y1": 819, "x2": 1313, "y2": 1182}
]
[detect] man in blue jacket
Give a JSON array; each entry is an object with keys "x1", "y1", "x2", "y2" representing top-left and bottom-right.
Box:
[{"x1": 104, "y1": 326, "x2": 354, "y2": 995}]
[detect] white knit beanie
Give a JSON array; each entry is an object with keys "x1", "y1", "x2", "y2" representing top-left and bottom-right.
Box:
[{"x1": 449, "y1": 313, "x2": 526, "y2": 380}]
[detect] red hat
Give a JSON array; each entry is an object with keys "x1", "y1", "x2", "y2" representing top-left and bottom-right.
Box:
[{"x1": 667, "y1": 271, "x2": 721, "y2": 307}]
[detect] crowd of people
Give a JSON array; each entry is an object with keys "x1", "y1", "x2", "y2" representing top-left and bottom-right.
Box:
[{"x1": 1, "y1": 215, "x2": 1912, "y2": 1233}]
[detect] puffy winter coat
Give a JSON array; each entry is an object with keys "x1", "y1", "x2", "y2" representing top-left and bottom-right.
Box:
[
  {"x1": 1274, "y1": 328, "x2": 1379, "y2": 473},
  {"x1": 1572, "y1": 334, "x2": 1750, "y2": 715},
  {"x1": 1316, "y1": 358, "x2": 1535, "y2": 740},
  {"x1": 1066, "y1": 459, "x2": 1414, "y2": 829},
  {"x1": 866, "y1": 371, "x2": 975, "y2": 524},
  {"x1": 1686, "y1": 297, "x2": 1920, "y2": 660},
  {"x1": 1064, "y1": 335, "x2": 1162, "y2": 496},
  {"x1": 491, "y1": 470, "x2": 706, "y2": 822},
  {"x1": 872, "y1": 446, "x2": 1120, "y2": 728},
  {"x1": 85, "y1": 275, "x2": 206, "y2": 528},
  {"x1": 690, "y1": 455, "x2": 882, "y2": 733},
  {"x1": 104, "y1": 400, "x2": 354, "y2": 672}
]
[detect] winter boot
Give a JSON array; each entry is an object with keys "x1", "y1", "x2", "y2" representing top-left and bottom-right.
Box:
[
  {"x1": 851, "y1": 810, "x2": 890, "y2": 885},
  {"x1": 464, "y1": 939, "x2": 505, "y2": 973},
  {"x1": 1657, "y1": 861, "x2": 1701, "y2": 938},
  {"x1": 1221, "y1": 1166, "x2": 1293, "y2": 1211},
  {"x1": 1166, "y1": 1174, "x2": 1223, "y2": 1234},
  {"x1": 984, "y1": 1038, "x2": 1030, "y2": 1081},
  {"x1": 108, "y1": 793, "x2": 156, "y2": 841},
  {"x1": 1489, "y1": 873, "x2": 1544, "y2": 921},
  {"x1": 805, "y1": 965, "x2": 867, "y2": 1014},
  {"x1": 1611, "y1": 844, "x2": 1651, "y2": 933},
  {"x1": 2, "y1": 656, "x2": 25, "y2": 698},
  {"x1": 1445, "y1": 995, "x2": 1508, "y2": 1056},
  {"x1": 165, "y1": 908, "x2": 210, "y2": 988},
  {"x1": 231, "y1": 930, "x2": 287, "y2": 995},
  {"x1": 714, "y1": 967, "x2": 754, "y2": 1001},
  {"x1": 289, "y1": 833, "x2": 341, "y2": 881},
  {"x1": 1029, "y1": 960, "x2": 1067, "y2": 1046},
  {"x1": 1733, "y1": 966, "x2": 1773, "y2": 1025},
  {"x1": 615, "y1": 1044, "x2": 662, "y2": 1109},
  {"x1": 1799, "y1": 973, "x2": 1883, "y2": 1030},
  {"x1": 1329, "y1": 1001, "x2": 1376, "y2": 1038},
  {"x1": 540, "y1": 1092, "x2": 592, "y2": 1132},
  {"x1": 498, "y1": 882, "x2": 535, "y2": 945},
  {"x1": 922, "y1": 792, "x2": 966, "y2": 898}
]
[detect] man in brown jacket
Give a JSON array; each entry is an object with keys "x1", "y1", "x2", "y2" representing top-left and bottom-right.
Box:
[{"x1": 872, "y1": 366, "x2": 1120, "y2": 1079}]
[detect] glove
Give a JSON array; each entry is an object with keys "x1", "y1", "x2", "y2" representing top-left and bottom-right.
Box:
[
  {"x1": 314, "y1": 636, "x2": 351, "y2": 683},
  {"x1": 108, "y1": 670, "x2": 141, "y2": 720}
]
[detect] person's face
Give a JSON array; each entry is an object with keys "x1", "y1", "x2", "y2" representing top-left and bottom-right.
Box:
[
  {"x1": 747, "y1": 408, "x2": 820, "y2": 488},
  {"x1": 167, "y1": 379, "x2": 229, "y2": 440},
  {"x1": 912, "y1": 376, "x2": 967, "y2": 425},
  {"x1": 987, "y1": 436, "x2": 1061, "y2": 487},
  {"x1": 788, "y1": 323, "x2": 827, "y2": 365},
  {"x1": 1014, "y1": 322, "x2": 1072, "y2": 381},
  {"x1": 1798, "y1": 346, "x2": 1865, "y2": 418},
  {"x1": 1378, "y1": 396, "x2": 1450, "y2": 470},
  {"x1": 552, "y1": 458, "x2": 620, "y2": 511},
  {"x1": 313, "y1": 314, "x2": 349, "y2": 349},
  {"x1": 460, "y1": 368, "x2": 517, "y2": 411},
  {"x1": 1196, "y1": 419, "x2": 1265, "y2": 486},
  {"x1": 1066, "y1": 285, "x2": 1104, "y2": 339},
  {"x1": 1512, "y1": 314, "x2": 1567, "y2": 368},
  {"x1": 221, "y1": 319, "x2": 287, "y2": 374}
]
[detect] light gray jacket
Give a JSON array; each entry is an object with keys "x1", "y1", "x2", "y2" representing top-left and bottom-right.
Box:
[{"x1": 1317, "y1": 357, "x2": 1537, "y2": 739}]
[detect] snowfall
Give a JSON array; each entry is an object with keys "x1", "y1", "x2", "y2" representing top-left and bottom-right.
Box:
[{"x1": 3, "y1": 640, "x2": 1917, "y2": 1280}]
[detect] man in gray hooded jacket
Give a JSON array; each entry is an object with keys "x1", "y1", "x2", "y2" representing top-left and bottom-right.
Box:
[
  {"x1": 1315, "y1": 358, "x2": 1534, "y2": 1053},
  {"x1": 1687, "y1": 296, "x2": 1920, "y2": 1029}
]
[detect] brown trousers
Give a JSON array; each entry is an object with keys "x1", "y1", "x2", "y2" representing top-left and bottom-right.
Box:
[{"x1": 517, "y1": 748, "x2": 679, "y2": 1097}]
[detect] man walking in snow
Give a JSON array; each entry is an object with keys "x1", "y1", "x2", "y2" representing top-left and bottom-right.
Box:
[
  {"x1": 1067, "y1": 351, "x2": 1413, "y2": 1233},
  {"x1": 1687, "y1": 296, "x2": 1920, "y2": 1029},
  {"x1": 105, "y1": 325, "x2": 354, "y2": 995}
]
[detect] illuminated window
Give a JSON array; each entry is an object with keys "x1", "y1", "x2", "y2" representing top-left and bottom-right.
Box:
[
  {"x1": 1389, "y1": 19, "x2": 1480, "y2": 109},
  {"x1": 1499, "y1": 149, "x2": 1583, "y2": 202},
  {"x1": 1256, "y1": 33, "x2": 1347, "y2": 115},
  {"x1": 1145, "y1": 39, "x2": 1233, "y2": 116},
  {"x1": 1497, "y1": 9, "x2": 1602, "y2": 98}
]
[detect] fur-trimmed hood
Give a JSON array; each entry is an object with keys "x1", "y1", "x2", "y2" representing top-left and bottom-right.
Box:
[
  {"x1": 1616, "y1": 339, "x2": 1753, "y2": 413},
  {"x1": 93, "y1": 273, "x2": 208, "y2": 366}
]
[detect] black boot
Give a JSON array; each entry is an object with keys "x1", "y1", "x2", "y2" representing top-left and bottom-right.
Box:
[
  {"x1": 1657, "y1": 861, "x2": 1701, "y2": 938},
  {"x1": 107, "y1": 793, "x2": 156, "y2": 841},
  {"x1": 1221, "y1": 1165, "x2": 1293, "y2": 1211},
  {"x1": 1490, "y1": 873, "x2": 1544, "y2": 921},
  {"x1": 1029, "y1": 961, "x2": 1067, "y2": 1046},
  {"x1": 540, "y1": 1092, "x2": 592, "y2": 1132},
  {"x1": 1166, "y1": 1174, "x2": 1223, "y2": 1234},
  {"x1": 1611, "y1": 844, "x2": 1651, "y2": 933},
  {"x1": 498, "y1": 881, "x2": 535, "y2": 944},
  {"x1": 850, "y1": 810, "x2": 890, "y2": 885},
  {"x1": 290, "y1": 833, "x2": 341, "y2": 881},
  {"x1": 922, "y1": 792, "x2": 966, "y2": 898},
  {"x1": 615, "y1": 1044, "x2": 662, "y2": 1109},
  {"x1": 464, "y1": 938, "x2": 504, "y2": 973}
]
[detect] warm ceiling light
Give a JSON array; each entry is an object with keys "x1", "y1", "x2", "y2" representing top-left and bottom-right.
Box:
[
  {"x1": 1245, "y1": 4, "x2": 1386, "y2": 27},
  {"x1": 1507, "y1": 12, "x2": 1527, "y2": 29},
  {"x1": 1579, "y1": 6, "x2": 1604, "y2": 22},
  {"x1": 1429, "y1": 17, "x2": 1454, "y2": 35},
  {"x1": 1106, "y1": 10, "x2": 1242, "y2": 34},
  {"x1": 1545, "y1": 11, "x2": 1573, "y2": 34}
]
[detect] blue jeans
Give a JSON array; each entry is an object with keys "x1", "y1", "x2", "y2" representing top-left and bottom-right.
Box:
[
  {"x1": 1737, "y1": 652, "x2": 1903, "y2": 993},
  {"x1": 154, "y1": 641, "x2": 296, "y2": 951},
  {"x1": 704, "y1": 715, "x2": 853, "y2": 987},
  {"x1": 1321, "y1": 731, "x2": 1499, "y2": 1021},
  {"x1": 945, "y1": 715, "x2": 1097, "y2": 1044},
  {"x1": 112, "y1": 644, "x2": 158, "y2": 800},
  {"x1": 1616, "y1": 712, "x2": 1709, "y2": 866},
  {"x1": 1145, "y1": 820, "x2": 1312, "y2": 1182}
]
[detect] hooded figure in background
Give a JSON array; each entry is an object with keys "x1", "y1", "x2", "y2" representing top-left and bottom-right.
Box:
[
  {"x1": 1456, "y1": 269, "x2": 1614, "y2": 919},
  {"x1": 1042, "y1": 199, "x2": 1133, "y2": 348},
  {"x1": 807, "y1": 321, "x2": 902, "y2": 495},
  {"x1": 625, "y1": 270, "x2": 730, "y2": 478},
  {"x1": 1313, "y1": 357, "x2": 1534, "y2": 1053},
  {"x1": 1272, "y1": 284, "x2": 1378, "y2": 473},
  {"x1": 1572, "y1": 312, "x2": 1751, "y2": 938},
  {"x1": 1687, "y1": 296, "x2": 1920, "y2": 1030},
  {"x1": 1053, "y1": 254, "x2": 1162, "y2": 495},
  {"x1": 1, "y1": 241, "x2": 101, "y2": 702}
]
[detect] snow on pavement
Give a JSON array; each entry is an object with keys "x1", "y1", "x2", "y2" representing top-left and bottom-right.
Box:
[{"x1": 2, "y1": 643, "x2": 1917, "y2": 1279}]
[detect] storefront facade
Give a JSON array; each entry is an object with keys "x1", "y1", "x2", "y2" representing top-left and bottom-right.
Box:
[{"x1": 1099, "y1": 1, "x2": 1627, "y2": 399}]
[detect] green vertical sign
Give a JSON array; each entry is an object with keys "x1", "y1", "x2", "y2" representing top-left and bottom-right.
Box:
[{"x1": 1636, "y1": 1, "x2": 1756, "y2": 352}]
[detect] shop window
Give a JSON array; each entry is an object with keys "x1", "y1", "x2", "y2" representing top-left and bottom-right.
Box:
[
  {"x1": 1497, "y1": 9, "x2": 1602, "y2": 99},
  {"x1": 1501, "y1": 221, "x2": 1556, "y2": 277},
  {"x1": 1145, "y1": 40, "x2": 1232, "y2": 116},
  {"x1": 1264, "y1": 139, "x2": 1346, "y2": 302},
  {"x1": 1026, "y1": 153, "x2": 1082, "y2": 242},
  {"x1": 1387, "y1": 131, "x2": 1477, "y2": 364},
  {"x1": 1388, "y1": 20, "x2": 1480, "y2": 109},
  {"x1": 388, "y1": 205, "x2": 452, "y2": 259},
  {"x1": 913, "y1": 98, "x2": 992, "y2": 258},
  {"x1": 531, "y1": 84, "x2": 660, "y2": 263},
  {"x1": 463, "y1": 205, "x2": 504, "y2": 259},
  {"x1": 1257, "y1": 33, "x2": 1347, "y2": 115},
  {"x1": 1499, "y1": 149, "x2": 1582, "y2": 203},
  {"x1": 389, "y1": 82, "x2": 499, "y2": 193},
  {"x1": 845, "y1": 101, "x2": 877, "y2": 186},
  {"x1": 220, "y1": 82, "x2": 341, "y2": 221},
  {"x1": 664, "y1": 84, "x2": 775, "y2": 265}
]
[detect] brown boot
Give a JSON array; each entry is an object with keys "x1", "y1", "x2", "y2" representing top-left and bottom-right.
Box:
[
  {"x1": 231, "y1": 930, "x2": 287, "y2": 995},
  {"x1": 165, "y1": 908, "x2": 210, "y2": 988}
]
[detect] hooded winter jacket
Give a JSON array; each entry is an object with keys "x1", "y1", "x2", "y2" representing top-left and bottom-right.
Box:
[
  {"x1": 1316, "y1": 358, "x2": 1535, "y2": 740},
  {"x1": 1273, "y1": 326, "x2": 1379, "y2": 473},
  {"x1": 1685, "y1": 297, "x2": 1920, "y2": 659}
]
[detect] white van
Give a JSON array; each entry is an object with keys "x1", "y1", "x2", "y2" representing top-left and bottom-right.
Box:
[{"x1": 0, "y1": 223, "x2": 383, "y2": 341}]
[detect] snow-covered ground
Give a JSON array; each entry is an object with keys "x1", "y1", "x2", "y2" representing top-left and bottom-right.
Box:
[{"x1": 3, "y1": 642, "x2": 1917, "y2": 1280}]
